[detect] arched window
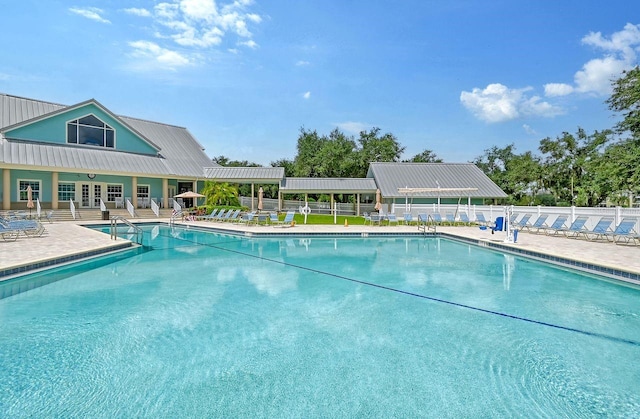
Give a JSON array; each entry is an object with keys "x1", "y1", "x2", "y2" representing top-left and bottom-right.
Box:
[{"x1": 67, "y1": 114, "x2": 115, "y2": 148}]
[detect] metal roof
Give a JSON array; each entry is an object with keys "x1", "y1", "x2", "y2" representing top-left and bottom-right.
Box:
[
  {"x1": 367, "y1": 162, "x2": 507, "y2": 198},
  {"x1": 0, "y1": 93, "x2": 213, "y2": 178},
  {"x1": 203, "y1": 166, "x2": 285, "y2": 182},
  {"x1": 280, "y1": 177, "x2": 378, "y2": 193}
]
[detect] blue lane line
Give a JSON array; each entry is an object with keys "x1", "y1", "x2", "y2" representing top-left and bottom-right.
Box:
[{"x1": 165, "y1": 233, "x2": 640, "y2": 347}]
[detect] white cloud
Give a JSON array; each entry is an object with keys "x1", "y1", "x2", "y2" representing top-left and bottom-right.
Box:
[
  {"x1": 544, "y1": 83, "x2": 574, "y2": 97},
  {"x1": 123, "y1": 8, "x2": 152, "y2": 17},
  {"x1": 546, "y1": 23, "x2": 640, "y2": 97},
  {"x1": 337, "y1": 121, "x2": 369, "y2": 134},
  {"x1": 69, "y1": 7, "x2": 111, "y2": 24},
  {"x1": 303, "y1": 91, "x2": 311, "y2": 99},
  {"x1": 460, "y1": 83, "x2": 563, "y2": 123},
  {"x1": 523, "y1": 124, "x2": 537, "y2": 135},
  {"x1": 128, "y1": 40, "x2": 192, "y2": 70},
  {"x1": 151, "y1": 0, "x2": 262, "y2": 50},
  {"x1": 296, "y1": 60, "x2": 310, "y2": 66}
]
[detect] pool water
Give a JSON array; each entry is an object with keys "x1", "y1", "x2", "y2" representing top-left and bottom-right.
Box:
[{"x1": 1, "y1": 225, "x2": 639, "y2": 417}]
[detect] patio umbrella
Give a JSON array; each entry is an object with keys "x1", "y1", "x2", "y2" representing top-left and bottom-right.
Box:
[
  {"x1": 26, "y1": 185, "x2": 34, "y2": 216},
  {"x1": 258, "y1": 187, "x2": 264, "y2": 211},
  {"x1": 374, "y1": 188, "x2": 382, "y2": 211},
  {"x1": 174, "y1": 191, "x2": 205, "y2": 208}
]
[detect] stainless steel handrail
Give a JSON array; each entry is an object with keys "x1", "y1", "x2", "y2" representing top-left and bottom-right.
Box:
[{"x1": 110, "y1": 215, "x2": 143, "y2": 245}]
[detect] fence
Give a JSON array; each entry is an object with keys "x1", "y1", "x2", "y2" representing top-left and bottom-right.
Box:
[{"x1": 239, "y1": 196, "x2": 376, "y2": 216}]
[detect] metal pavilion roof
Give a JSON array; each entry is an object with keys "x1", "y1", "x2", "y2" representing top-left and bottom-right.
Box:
[
  {"x1": 0, "y1": 93, "x2": 213, "y2": 178},
  {"x1": 367, "y1": 162, "x2": 507, "y2": 198},
  {"x1": 280, "y1": 177, "x2": 378, "y2": 193},
  {"x1": 203, "y1": 166, "x2": 285, "y2": 183}
]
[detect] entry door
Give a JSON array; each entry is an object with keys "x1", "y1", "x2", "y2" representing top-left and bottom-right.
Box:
[{"x1": 79, "y1": 183, "x2": 104, "y2": 208}]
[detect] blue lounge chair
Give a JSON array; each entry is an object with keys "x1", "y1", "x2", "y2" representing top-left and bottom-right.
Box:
[
  {"x1": 198, "y1": 208, "x2": 219, "y2": 221},
  {"x1": 580, "y1": 217, "x2": 614, "y2": 241},
  {"x1": 212, "y1": 209, "x2": 227, "y2": 221},
  {"x1": 363, "y1": 212, "x2": 371, "y2": 225},
  {"x1": 269, "y1": 213, "x2": 280, "y2": 224},
  {"x1": 386, "y1": 213, "x2": 399, "y2": 226},
  {"x1": 557, "y1": 216, "x2": 589, "y2": 238},
  {"x1": 444, "y1": 213, "x2": 455, "y2": 225},
  {"x1": 459, "y1": 212, "x2": 471, "y2": 225},
  {"x1": 432, "y1": 213, "x2": 443, "y2": 225},
  {"x1": 417, "y1": 213, "x2": 428, "y2": 225},
  {"x1": 0, "y1": 221, "x2": 20, "y2": 241},
  {"x1": 606, "y1": 218, "x2": 640, "y2": 245},
  {"x1": 511, "y1": 214, "x2": 532, "y2": 230},
  {"x1": 403, "y1": 213, "x2": 415, "y2": 225},
  {"x1": 237, "y1": 211, "x2": 256, "y2": 224},
  {"x1": 370, "y1": 213, "x2": 382, "y2": 226},
  {"x1": 521, "y1": 214, "x2": 547, "y2": 233},
  {"x1": 273, "y1": 211, "x2": 296, "y2": 227},
  {"x1": 5, "y1": 219, "x2": 46, "y2": 237},
  {"x1": 225, "y1": 209, "x2": 241, "y2": 222},
  {"x1": 475, "y1": 212, "x2": 491, "y2": 227},
  {"x1": 541, "y1": 215, "x2": 568, "y2": 235}
]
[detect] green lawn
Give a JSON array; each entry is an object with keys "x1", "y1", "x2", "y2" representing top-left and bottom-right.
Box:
[{"x1": 290, "y1": 213, "x2": 367, "y2": 225}]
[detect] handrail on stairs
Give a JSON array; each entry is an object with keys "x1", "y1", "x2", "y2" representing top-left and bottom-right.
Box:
[{"x1": 110, "y1": 215, "x2": 143, "y2": 245}]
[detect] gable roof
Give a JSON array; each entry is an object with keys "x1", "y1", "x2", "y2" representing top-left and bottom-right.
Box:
[
  {"x1": 0, "y1": 93, "x2": 213, "y2": 178},
  {"x1": 367, "y1": 162, "x2": 507, "y2": 198}
]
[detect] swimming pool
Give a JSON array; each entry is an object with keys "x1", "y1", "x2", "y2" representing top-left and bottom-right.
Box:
[{"x1": 1, "y1": 225, "x2": 639, "y2": 417}]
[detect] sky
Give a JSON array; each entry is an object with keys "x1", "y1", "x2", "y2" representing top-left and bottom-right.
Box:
[{"x1": 1, "y1": 1, "x2": 639, "y2": 166}]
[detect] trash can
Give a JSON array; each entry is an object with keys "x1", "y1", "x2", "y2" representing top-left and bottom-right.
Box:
[
  {"x1": 513, "y1": 229, "x2": 519, "y2": 243},
  {"x1": 102, "y1": 210, "x2": 110, "y2": 220}
]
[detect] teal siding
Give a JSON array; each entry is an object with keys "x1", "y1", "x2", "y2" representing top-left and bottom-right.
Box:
[{"x1": 4, "y1": 103, "x2": 158, "y2": 155}]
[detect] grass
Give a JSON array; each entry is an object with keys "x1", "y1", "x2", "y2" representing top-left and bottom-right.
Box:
[{"x1": 291, "y1": 213, "x2": 367, "y2": 226}]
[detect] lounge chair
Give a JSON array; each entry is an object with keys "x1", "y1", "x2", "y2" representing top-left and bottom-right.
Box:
[
  {"x1": 459, "y1": 212, "x2": 471, "y2": 225},
  {"x1": 5, "y1": 219, "x2": 46, "y2": 237},
  {"x1": 273, "y1": 211, "x2": 296, "y2": 227},
  {"x1": 220, "y1": 209, "x2": 238, "y2": 222},
  {"x1": 403, "y1": 213, "x2": 415, "y2": 225},
  {"x1": 370, "y1": 213, "x2": 382, "y2": 226},
  {"x1": 579, "y1": 217, "x2": 614, "y2": 241},
  {"x1": 475, "y1": 212, "x2": 491, "y2": 227},
  {"x1": 417, "y1": 213, "x2": 428, "y2": 224},
  {"x1": 444, "y1": 213, "x2": 455, "y2": 225},
  {"x1": 256, "y1": 213, "x2": 269, "y2": 225},
  {"x1": 521, "y1": 214, "x2": 547, "y2": 233},
  {"x1": 386, "y1": 213, "x2": 399, "y2": 226},
  {"x1": 363, "y1": 212, "x2": 371, "y2": 225},
  {"x1": 556, "y1": 216, "x2": 589, "y2": 238},
  {"x1": 511, "y1": 214, "x2": 532, "y2": 230},
  {"x1": 432, "y1": 213, "x2": 444, "y2": 225},
  {"x1": 540, "y1": 215, "x2": 568, "y2": 235},
  {"x1": 212, "y1": 209, "x2": 227, "y2": 221},
  {"x1": 237, "y1": 211, "x2": 256, "y2": 224},
  {"x1": 198, "y1": 208, "x2": 219, "y2": 221},
  {"x1": 606, "y1": 218, "x2": 640, "y2": 245},
  {"x1": 0, "y1": 221, "x2": 20, "y2": 241},
  {"x1": 269, "y1": 213, "x2": 280, "y2": 224}
]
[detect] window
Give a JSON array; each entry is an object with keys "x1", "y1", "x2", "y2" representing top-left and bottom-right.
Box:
[
  {"x1": 58, "y1": 183, "x2": 75, "y2": 201},
  {"x1": 137, "y1": 185, "x2": 150, "y2": 201},
  {"x1": 18, "y1": 180, "x2": 40, "y2": 201},
  {"x1": 67, "y1": 114, "x2": 115, "y2": 148},
  {"x1": 107, "y1": 184, "x2": 123, "y2": 202}
]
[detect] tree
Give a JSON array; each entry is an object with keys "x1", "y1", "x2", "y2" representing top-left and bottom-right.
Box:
[
  {"x1": 355, "y1": 127, "x2": 405, "y2": 176},
  {"x1": 538, "y1": 128, "x2": 610, "y2": 206},
  {"x1": 404, "y1": 149, "x2": 443, "y2": 163},
  {"x1": 607, "y1": 66, "x2": 640, "y2": 137},
  {"x1": 200, "y1": 181, "x2": 239, "y2": 206}
]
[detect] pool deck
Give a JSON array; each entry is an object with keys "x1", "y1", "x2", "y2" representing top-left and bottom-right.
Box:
[{"x1": 1, "y1": 219, "x2": 639, "y2": 284}]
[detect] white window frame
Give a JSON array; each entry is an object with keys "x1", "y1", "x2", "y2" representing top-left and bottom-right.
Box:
[
  {"x1": 66, "y1": 113, "x2": 116, "y2": 149},
  {"x1": 17, "y1": 179, "x2": 41, "y2": 201}
]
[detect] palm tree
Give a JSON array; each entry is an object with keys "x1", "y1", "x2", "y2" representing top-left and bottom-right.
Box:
[{"x1": 200, "y1": 181, "x2": 240, "y2": 206}]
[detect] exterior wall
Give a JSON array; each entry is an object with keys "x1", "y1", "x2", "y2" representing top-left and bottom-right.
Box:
[{"x1": 4, "y1": 103, "x2": 158, "y2": 155}]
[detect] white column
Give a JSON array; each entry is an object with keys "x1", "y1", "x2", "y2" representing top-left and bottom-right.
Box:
[
  {"x1": 162, "y1": 178, "x2": 168, "y2": 209},
  {"x1": 52, "y1": 172, "x2": 59, "y2": 210},
  {"x1": 132, "y1": 177, "x2": 138, "y2": 208}
]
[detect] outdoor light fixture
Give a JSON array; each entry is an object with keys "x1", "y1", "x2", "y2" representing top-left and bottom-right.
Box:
[{"x1": 87, "y1": 173, "x2": 96, "y2": 179}]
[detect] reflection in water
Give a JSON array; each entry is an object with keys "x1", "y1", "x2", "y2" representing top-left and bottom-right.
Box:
[{"x1": 503, "y1": 254, "x2": 515, "y2": 290}]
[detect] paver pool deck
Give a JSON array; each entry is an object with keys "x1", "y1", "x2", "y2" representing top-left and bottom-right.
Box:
[{"x1": 1, "y1": 219, "x2": 639, "y2": 285}]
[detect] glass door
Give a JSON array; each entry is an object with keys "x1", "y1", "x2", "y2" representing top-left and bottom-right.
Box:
[{"x1": 79, "y1": 183, "x2": 104, "y2": 208}]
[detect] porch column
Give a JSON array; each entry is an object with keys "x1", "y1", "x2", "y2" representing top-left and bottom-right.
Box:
[
  {"x1": 278, "y1": 190, "x2": 282, "y2": 212},
  {"x1": 162, "y1": 178, "x2": 168, "y2": 209},
  {"x1": 251, "y1": 183, "x2": 255, "y2": 211},
  {"x1": 356, "y1": 193, "x2": 361, "y2": 216},
  {"x1": 330, "y1": 194, "x2": 334, "y2": 216},
  {"x1": 52, "y1": 172, "x2": 59, "y2": 210},
  {"x1": 132, "y1": 177, "x2": 138, "y2": 208},
  {"x1": 2, "y1": 169, "x2": 10, "y2": 210}
]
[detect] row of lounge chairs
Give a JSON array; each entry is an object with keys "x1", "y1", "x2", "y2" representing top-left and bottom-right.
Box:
[
  {"x1": 0, "y1": 217, "x2": 46, "y2": 241},
  {"x1": 192, "y1": 208, "x2": 296, "y2": 226},
  {"x1": 513, "y1": 213, "x2": 639, "y2": 245}
]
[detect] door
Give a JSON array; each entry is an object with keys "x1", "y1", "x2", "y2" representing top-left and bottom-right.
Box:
[{"x1": 79, "y1": 183, "x2": 104, "y2": 208}]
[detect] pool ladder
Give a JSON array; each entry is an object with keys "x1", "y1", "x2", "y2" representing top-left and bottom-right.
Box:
[
  {"x1": 110, "y1": 216, "x2": 144, "y2": 245},
  {"x1": 418, "y1": 214, "x2": 437, "y2": 235}
]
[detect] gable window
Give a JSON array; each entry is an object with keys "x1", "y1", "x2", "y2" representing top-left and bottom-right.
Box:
[{"x1": 67, "y1": 114, "x2": 115, "y2": 148}]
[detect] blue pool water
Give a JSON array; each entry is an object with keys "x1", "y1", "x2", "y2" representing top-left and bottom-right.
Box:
[{"x1": 1, "y1": 225, "x2": 640, "y2": 417}]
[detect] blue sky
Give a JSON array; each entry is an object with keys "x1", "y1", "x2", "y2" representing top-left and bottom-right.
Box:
[{"x1": 2, "y1": 1, "x2": 639, "y2": 165}]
